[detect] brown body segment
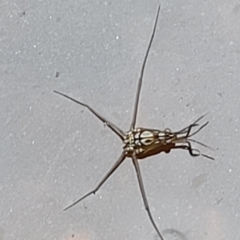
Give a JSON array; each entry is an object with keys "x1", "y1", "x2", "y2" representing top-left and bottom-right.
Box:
[{"x1": 123, "y1": 128, "x2": 175, "y2": 159}]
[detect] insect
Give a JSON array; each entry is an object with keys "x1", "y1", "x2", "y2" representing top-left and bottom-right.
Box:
[{"x1": 54, "y1": 5, "x2": 214, "y2": 240}]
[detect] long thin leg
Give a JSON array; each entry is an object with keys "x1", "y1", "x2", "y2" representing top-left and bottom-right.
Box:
[
  {"x1": 174, "y1": 143, "x2": 214, "y2": 160},
  {"x1": 175, "y1": 113, "x2": 208, "y2": 135},
  {"x1": 176, "y1": 121, "x2": 208, "y2": 139},
  {"x1": 188, "y1": 121, "x2": 209, "y2": 138},
  {"x1": 174, "y1": 123, "x2": 199, "y2": 136},
  {"x1": 188, "y1": 138, "x2": 214, "y2": 150},
  {"x1": 53, "y1": 90, "x2": 125, "y2": 140},
  {"x1": 132, "y1": 155, "x2": 164, "y2": 240},
  {"x1": 130, "y1": 5, "x2": 161, "y2": 130},
  {"x1": 64, "y1": 152, "x2": 126, "y2": 211}
]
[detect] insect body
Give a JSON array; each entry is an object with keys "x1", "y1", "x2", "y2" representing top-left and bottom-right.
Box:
[
  {"x1": 54, "y1": 5, "x2": 213, "y2": 240},
  {"x1": 123, "y1": 128, "x2": 175, "y2": 158}
]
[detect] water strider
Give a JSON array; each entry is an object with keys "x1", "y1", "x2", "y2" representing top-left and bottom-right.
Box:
[{"x1": 54, "y1": 5, "x2": 214, "y2": 240}]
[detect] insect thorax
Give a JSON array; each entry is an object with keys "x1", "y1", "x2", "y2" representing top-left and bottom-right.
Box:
[{"x1": 123, "y1": 128, "x2": 176, "y2": 159}]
